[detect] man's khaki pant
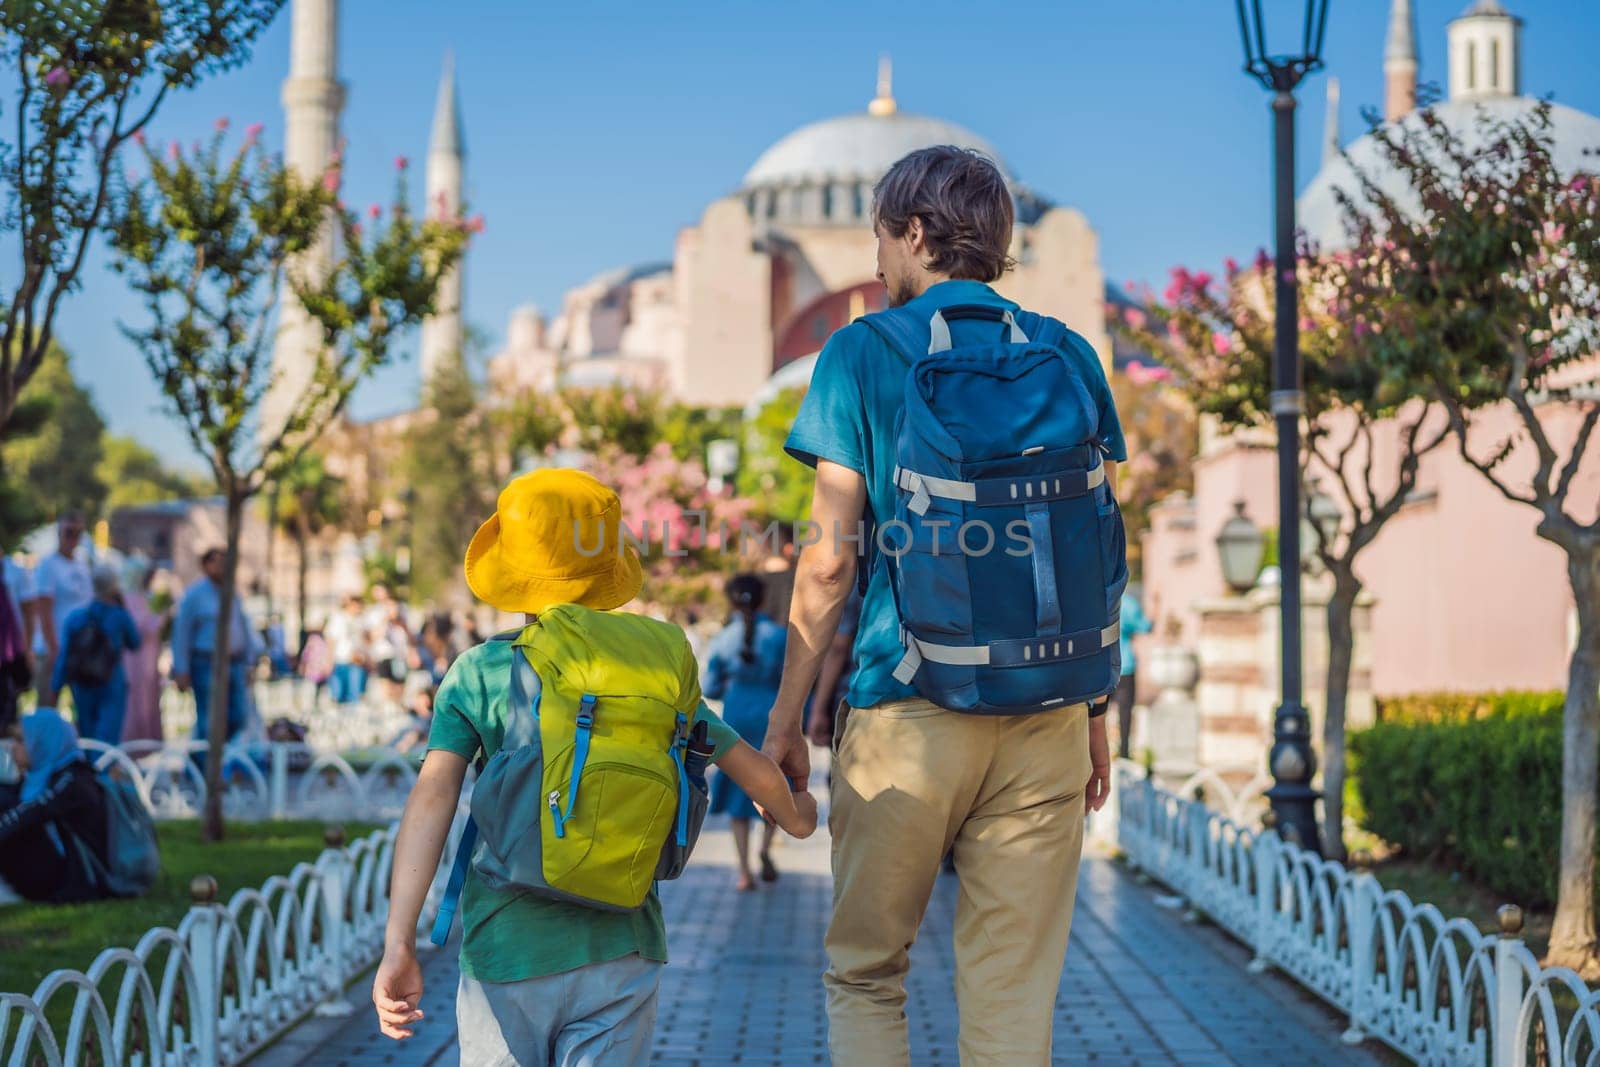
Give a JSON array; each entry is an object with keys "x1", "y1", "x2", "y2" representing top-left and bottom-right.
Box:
[{"x1": 824, "y1": 697, "x2": 1090, "y2": 1066}]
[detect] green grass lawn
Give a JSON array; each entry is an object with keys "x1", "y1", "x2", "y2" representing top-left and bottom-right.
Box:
[{"x1": 0, "y1": 819, "x2": 385, "y2": 1024}]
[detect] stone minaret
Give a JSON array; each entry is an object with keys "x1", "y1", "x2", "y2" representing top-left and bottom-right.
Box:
[
  {"x1": 266, "y1": 0, "x2": 344, "y2": 438},
  {"x1": 1322, "y1": 76, "x2": 1342, "y2": 167},
  {"x1": 420, "y1": 53, "x2": 465, "y2": 387},
  {"x1": 1384, "y1": 0, "x2": 1418, "y2": 121},
  {"x1": 1448, "y1": 0, "x2": 1521, "y2": 102}
]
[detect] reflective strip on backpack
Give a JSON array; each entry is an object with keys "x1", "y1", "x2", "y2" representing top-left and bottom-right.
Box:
[
  {"x1": 894, "y1": 463, "x2": 1105, "y2": 517},
  {"x1": 893, "y1": 620, "x2": 1120, "y2": 683},
  {"x1": 893, "y1": 467, "x2": 976, "y2": 517}
]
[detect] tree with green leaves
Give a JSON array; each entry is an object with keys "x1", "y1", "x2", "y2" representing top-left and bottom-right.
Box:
[
  {"x1": 97, "y1": 434, "x2": 209, "y2": 511},
  {"x1": 1344, "y1": 101, "x2": 1600, "y2": 971},
  {"x1": 2, "y1": 341, "x2": 107, "y2": 536},
  {"x1": 107, "y1": 128, "x2": 466, "y2": 841},
  {"x1": 737, "y1": 386, "x2": 812, "y2": 525},
  {"x1": 0, "y1": 0, "x2": 284, "y2": 434},
  {"x1": 1118, "y1": 245, "x2": 1449, "y2": 861},
  {"x1": 405, "y1": 358, "x2": 491, "y2": 604},
  {"x1": 1106, "y1": 363, "x2": 1196, "y2": 578}
]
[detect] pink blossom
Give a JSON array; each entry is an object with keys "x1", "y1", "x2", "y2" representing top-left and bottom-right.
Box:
[
  {"x1": 1191, "y1": 271, "x2": 1214, "y2": 293},
  {"x1": 1299, "y1": 316, "x2": 1315, "y2": 332},
  {"x1": 1121, "y1": 307, "x2": 1146, "y2": 329},
  {"x1": 367, "y1": 203, "x2": 382, "y2": 221},
  {"x1": 466, "y1": 214, "x2": 486, "y2": 234},
  {"x1": 43, "y1": 66, "x2": 69, "y2": 89},
  {"x1": 245, "y1": 122, "x2": 265, "y2": 144},
  {"x1": 214, "y1": 116, "x2": 229, "y2": 132},
  {"x1": 1569, "y1": 178, "x2": 1588, "y2": 193},
  {"x1": 132, "y1": 129, "x2": 146, "y2": 147},
  {"x1": 1224, "y1": 256, "x2": 1240, "y2": 276},
  {"x1": 166, "y1": 141, "x2": 180, "y2": 162},
  {"x1": 1212, "y1": 331, "x2": 1233, "y2": 356},
  {"x1": 394, "y1": 155, "x2": 409, "y2": 171},
  {"x1": 1163, "y1": 267, "x2": 1191, "y2": 304},
  {"x1": 1253, "y1": 248, "x2": 1272, "y2": 273},
  {"x1": 350, "y1": 221, "x2": 363, "y2": 239},
  {"x1": 1124, "y1": 280, "x2": 1139, "y2": 294},
  {"x1": 1353, "y1": 320, "x2": 1372, "y2": 337},
  {"x1": 321, "y1": 168, "x2": 341, "y2": 193}
]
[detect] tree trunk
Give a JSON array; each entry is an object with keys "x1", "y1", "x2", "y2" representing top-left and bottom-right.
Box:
[
  {"x1": 1320, "y1": 568, "x2": 1362, "y2": 864},
  {"x1": 294, "y1": 520, "x2": 310, "y2": 656},
  {"x1": 201, "y1": 489, "x2": 247, "y2": 843},
  {"x1": 1548, "y1": 544, "x2": 1600, "y2": 977},
  {"x1": 264, "y1": 484, "x2": 279, "y2": 622}
]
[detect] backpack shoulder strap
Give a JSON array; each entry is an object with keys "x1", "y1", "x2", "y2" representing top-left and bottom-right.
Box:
[
  {"x1": 858, "y1": 306, "x2": 932, "y2": 361},
  {"x1": 430, "y1": 815, "x2": 476, "y2": 946}
]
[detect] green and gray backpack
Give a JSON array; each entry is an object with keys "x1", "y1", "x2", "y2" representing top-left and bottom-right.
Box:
[{"x1": 431, "y1": 604, "x2": 710, "y2": 944}]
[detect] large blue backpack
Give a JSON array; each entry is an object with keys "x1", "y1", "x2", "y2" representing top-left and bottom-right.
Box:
[{"x1": 860, "y1": 302, "x2": 1127, "y2": 715}]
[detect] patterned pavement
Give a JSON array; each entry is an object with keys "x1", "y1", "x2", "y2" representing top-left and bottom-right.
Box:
[{"x1": 253, "y1": 793, "x2": 1378, "y2": 1066}]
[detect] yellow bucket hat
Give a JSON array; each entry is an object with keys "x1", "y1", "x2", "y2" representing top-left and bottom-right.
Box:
[{"x1": 465, "y1": 469, "x2": 643, "y2": 615}]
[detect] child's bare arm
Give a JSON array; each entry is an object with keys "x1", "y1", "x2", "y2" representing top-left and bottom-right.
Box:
[
  {"x1": 716, "y1": 740, "x2": 818, "y2": 838},
  {"x1": 374, "y1": 749, "x2": 467, "y2": 1039}
]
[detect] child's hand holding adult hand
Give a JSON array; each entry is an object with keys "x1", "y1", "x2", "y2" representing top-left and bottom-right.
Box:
[{"x1": 373, "y1": 945, "x2": 425, "y2": 1040}]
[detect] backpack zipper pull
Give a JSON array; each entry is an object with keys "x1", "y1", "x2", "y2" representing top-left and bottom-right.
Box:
[{"x1": 548, "y1": 790, "x2": 566, "y2": 838}]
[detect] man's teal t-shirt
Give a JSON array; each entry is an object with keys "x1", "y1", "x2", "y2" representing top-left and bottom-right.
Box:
[{"x1": 783, "y1": 279, "x2": 1128, "y2": 712}]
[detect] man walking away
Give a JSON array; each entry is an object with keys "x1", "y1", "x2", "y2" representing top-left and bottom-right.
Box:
[
  {"x1": 171, "y1": 548, "x2": 259, "y2": 745},
  {"x1": 762, "y1": 146, "x2": 1127, "y2": 1066}
]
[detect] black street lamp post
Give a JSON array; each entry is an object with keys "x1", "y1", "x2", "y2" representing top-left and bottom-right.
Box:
[{"x1": 1234, "y1": 0, "x2": 1330, "y2": 854}]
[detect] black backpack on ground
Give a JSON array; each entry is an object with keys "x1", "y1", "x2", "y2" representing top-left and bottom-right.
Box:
[{"x1": 65, "y1": 610, "x2": 121, "y2": 688}]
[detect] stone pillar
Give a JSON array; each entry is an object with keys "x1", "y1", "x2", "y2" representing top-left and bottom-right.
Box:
[{"x1": 1194, "y1": 580, "x2": 1376, "y2": 787}]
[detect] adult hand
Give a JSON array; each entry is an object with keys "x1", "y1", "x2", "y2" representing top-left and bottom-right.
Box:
[
  {"x1": 373, "y1": 944, "x2": 425, "y2": 1039},
  {"x1": 804, "y1": 706, "x2": 833, "y2": 749},
  {"x1": 1086, "y1": 714, "x2": 1111, "y2": 813},
  {"x1": 761, "y1": 714, "x2": 811, "y2": 792}
]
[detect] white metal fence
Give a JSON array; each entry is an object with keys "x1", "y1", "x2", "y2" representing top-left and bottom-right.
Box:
[
  {"x1": 0, "y1": 810, "x2": 465, "y2": 1067},
  {"x1": 1109, "y1": 760, "x2": 1600, "y2": 1066}
]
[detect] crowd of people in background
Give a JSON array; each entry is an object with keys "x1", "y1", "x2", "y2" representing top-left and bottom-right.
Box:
[{"x1": 0, "y1": 515, "x2": 493, "y2": 759}]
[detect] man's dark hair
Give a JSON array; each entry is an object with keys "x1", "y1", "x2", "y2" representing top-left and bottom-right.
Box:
[
  {"x1": 200, "y1": 547, "x2": 225, "y2": 567},
  {"x1": 873, "y1": 146, "x2": 1016, "y2": 282}
]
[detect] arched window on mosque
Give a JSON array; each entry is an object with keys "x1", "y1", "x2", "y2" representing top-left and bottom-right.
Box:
[
  {"x1": 1490, "y1": 38, "x2": 1500, "y2": 89},
  {"x1": 853, "y1": 184, "x2": 865, "y2": 220},
  {"x1": 1467, "y1": 40, "x2": 1477, "y2": 90},
  {"x1": 821, "y1": 184, "x2": 834, "y2": 220}
]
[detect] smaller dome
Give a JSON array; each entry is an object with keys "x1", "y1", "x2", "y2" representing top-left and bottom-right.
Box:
[{"x1": 1299, "y1": 97, "x2": 1600, "y2": 248}]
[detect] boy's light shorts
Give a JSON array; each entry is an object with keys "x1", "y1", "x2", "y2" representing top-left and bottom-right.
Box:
[{"x1": 455, "y1": 952, "x2": 661, "y2": 1066}]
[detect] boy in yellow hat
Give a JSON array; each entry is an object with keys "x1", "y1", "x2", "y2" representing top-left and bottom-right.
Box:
[{"x1": 372, "y1": 469, "x2": 817, "y2": 1062}]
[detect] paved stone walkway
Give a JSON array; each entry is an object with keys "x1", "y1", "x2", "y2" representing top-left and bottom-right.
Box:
[{"x1": 255, "y1": 805, "x2": 1378, "y2": 1066}]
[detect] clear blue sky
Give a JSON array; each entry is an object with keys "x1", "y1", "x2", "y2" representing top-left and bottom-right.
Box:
[{"x1": 59, "y1": 0, "x2": 1600, "y2": 468}]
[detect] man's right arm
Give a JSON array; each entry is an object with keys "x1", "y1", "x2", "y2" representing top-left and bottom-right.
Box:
[
  {"x1": 171, "y1": 587, "x2": 196, "y2": 685},
  {"x1": 762, "y1": 459, "x2": 865, "y2": 784}
]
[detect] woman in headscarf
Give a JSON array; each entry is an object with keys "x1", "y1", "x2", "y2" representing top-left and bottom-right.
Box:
[
  {"x1": 0, "y1": 709, "x2": 109, "y2": 902},
  {"x1": 701, "y1": 573, "x2": 789, "y2": 891},
  {"x1": 120, "y1": 558, "x2": 166, "y2": 745}
]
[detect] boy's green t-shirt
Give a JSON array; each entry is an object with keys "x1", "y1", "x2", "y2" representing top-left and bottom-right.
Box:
[{"x1": 427, "y1": 634, "x2": 742, "y2": 983}]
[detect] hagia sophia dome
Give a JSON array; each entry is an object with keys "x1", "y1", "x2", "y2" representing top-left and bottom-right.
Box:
[{"x1": 734, "y1": 59, "x2": 1051, "y2": 229}]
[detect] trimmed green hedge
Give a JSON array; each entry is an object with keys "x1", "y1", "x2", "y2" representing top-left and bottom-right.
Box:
[
  {"x1": 1374, "y1": 689, "x2": 1563, "y2": 725},
  {"x1": 1351, "y1": 692, "x2": 1566, "y2": 908}
]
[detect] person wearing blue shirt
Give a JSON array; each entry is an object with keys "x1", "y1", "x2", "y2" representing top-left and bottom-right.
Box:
[
  {"x1": 1116, "y1": 589, "x2": 1154, "y2": 759},
  {"x1": 701, "y1": 574, "x2": 790, "y2": 892},
  {"x1": 52, "y1": 566, "x2": 141, "y2": 745},
  {"x1": 761, "y1": 146, "x2": 1128, "y2": 1064},
  {"x1": 171, "y1": 548, "x2": 260, "y2": 744}
]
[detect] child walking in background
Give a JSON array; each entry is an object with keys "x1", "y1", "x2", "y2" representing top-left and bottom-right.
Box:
[
  {"x1": 372, "y1": 470, "x2": 816, "y2": 1065},
  {"x1": 702, "y1": 573, "x2": 789, "y2": 891}
]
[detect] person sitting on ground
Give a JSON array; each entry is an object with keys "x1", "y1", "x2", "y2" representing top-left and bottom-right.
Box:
[
  {"x1": 53, "y1": 566, "x2": 142, "y2": 746},
  {"x1": 390, "y1": 686, "x2": 434, "y2": 753},
  {"x1": 702, "y1": 573, "x2": 791, "y2": 891},
  {"x1": 0, "y1": 708, "x2": 111, "y2": 903},
  {"x1": 372, "y1": 468, "x2": 817, "y2": 1062}
]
